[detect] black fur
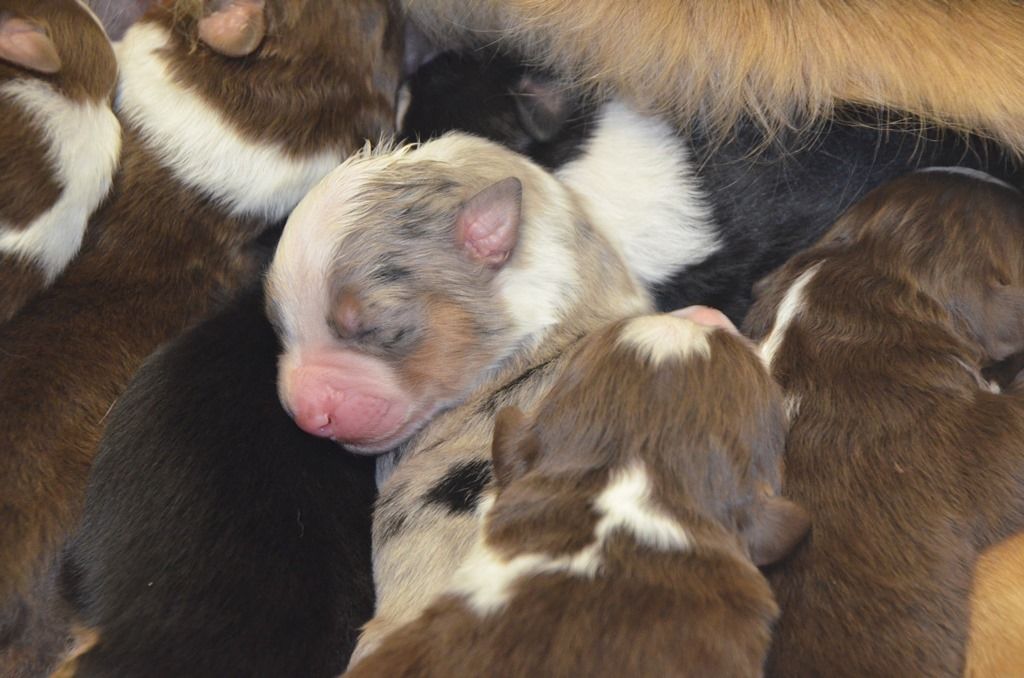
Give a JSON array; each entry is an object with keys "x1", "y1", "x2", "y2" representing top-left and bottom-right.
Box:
[
  {"x1": 421, "y1": 459, "x2": 492, "y2": 514},
  {"x1": 399, "y1": 50, "x2": 595, "y2": 171},
  {"x1": 402, "y1": 51, "x2": 1024, "y2": 322},
  {"x1": 60, "y1": 286, "x2": 377, "y2": 678}
]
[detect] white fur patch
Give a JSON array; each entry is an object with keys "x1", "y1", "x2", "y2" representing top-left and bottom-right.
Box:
[
  {"x1": 759, "y1": 264, "x2": 820, "y2": 368},
  {"x1": 0, "y1": 80, "x2": 120, "y2": 280},
  {"x1": 617, "y1": 314, "x2": 713, "y2": 367},
  {"x1": 115, "y1": 23, "x2": 344, "y2": 223},
  {"x1": 451, "y1": 464, "x2": 690, "y2": 616},
  {"x1": 917, "y1": 166, "x2": 1018, "y2": 192},
  {"x1": 557, "y1": 101, "x2": 719, "y2": 286}
]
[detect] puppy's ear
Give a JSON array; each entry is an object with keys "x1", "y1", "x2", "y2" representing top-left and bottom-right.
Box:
[
  {"x1": 980, "y1": 284, "x2": 1024, "y2": 361},
  {"x1": 455, "y1": 177, "x2": 522, "y2": 268},
  {"x1": 513, "y1": 74, "x2": 572, "y2": 143},
  {"x1": 491, "y1": 407, "x2": 539, "y2": 488},
  {"x1": 0, "y1": 15, "x2": 61, "y2": 74},
  {"x1": 198, "y1": 0, "x2": 266, "y2": 57},
  {"x1": 744, "y1": 494, "x2": 810, "y2": 567}
]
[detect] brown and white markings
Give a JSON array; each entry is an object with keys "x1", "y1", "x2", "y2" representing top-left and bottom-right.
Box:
[
  {"x1": 263, "y1": 132, "x2": 652, "y2": 659},
  {"x1": 0, "y1": 0, "x2": 401, "y2": 674},
  {"x1": 344, "y1": 309, "x2": 808, "y2": 678},
  {"x1": 0, "y1": 0, "x2": 120, "y2": 325},
  {"x1": 743, "y1": 168, "x2": 1024, "y2": 676}
]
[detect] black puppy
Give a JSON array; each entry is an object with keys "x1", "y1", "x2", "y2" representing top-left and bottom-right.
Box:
[{"x1": 59, "y1": 285, "x2": 377, "y2": 678}]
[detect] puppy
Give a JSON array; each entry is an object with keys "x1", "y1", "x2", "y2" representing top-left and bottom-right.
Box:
[
  {"x1": 263, "y1": 133, "x2": 651, "y2": 657},
  {"x1": 345, "y1": 309, "x2": 809, "y2": 678},
  {"x1": 743, "y1": 168, "x2": 1024, "y2": 676},
  {"x1": 400, "y1": 0, "x2": 1024, "y2": 155},
  {"x1": 0, "y1": 0, "x2": 401, "y2": 674},
  {"x1": 0, "y1": 0, "x2": 120, "y2": 324},
  {"x1": 58, "y1": 285, "x2": 378, "y2": 678},
  {"x1": 400, "y1": 51, "x2": 1021, "y2": 321}
]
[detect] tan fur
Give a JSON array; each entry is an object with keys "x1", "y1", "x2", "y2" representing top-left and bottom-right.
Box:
[
  {"x1": 402, "y1": 0, "x2": 1024, "y2": 154},
  {"x1": 966, "y1": 533, "x2": 1024, "y2": 677}
]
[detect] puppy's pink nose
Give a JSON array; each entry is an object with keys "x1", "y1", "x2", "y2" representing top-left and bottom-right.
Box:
[
  {"x1": 284, "y1": 367, "x2": 406, "y2": 445},
  {"x1": 669, "y1": 305, "x2": 736, "y2": 333}
]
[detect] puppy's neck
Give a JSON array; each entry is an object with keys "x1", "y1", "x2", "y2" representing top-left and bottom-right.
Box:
[{"x1": 115, "y1": 22, "x2": 345, "y2": 225}]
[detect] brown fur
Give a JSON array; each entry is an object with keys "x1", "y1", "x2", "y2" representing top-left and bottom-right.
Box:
[
  {"x1": 743, "y1": 170, "x2": 1024, "y2": 676},
  {"x1": 0, "y1": 0, "x2": 119, "y2": 324},
  {"x1": 402, "y1": 0, "x2": 1024, "y2": 154},
  {"x1": 159, "y1": 0, "x2": 401, "y2": 155},
  {"x1": 347, "y1": 318, "x2": 807, "y2": 677},
  {"x1": 0, "y1": 0, "x2": 401, "y2": 673}
]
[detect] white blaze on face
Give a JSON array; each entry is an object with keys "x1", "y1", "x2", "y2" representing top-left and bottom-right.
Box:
[
  {"x1": 758, "y1": 263, "x2": 821, "y2": 369},
  {"x1": 0, "y1": 79, "x2": 121, "y2": 280},
  {"x1": 115, "y1": 22, "x2": 344, "y2": 223}
]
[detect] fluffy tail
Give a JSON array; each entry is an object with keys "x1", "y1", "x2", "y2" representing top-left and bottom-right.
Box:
[{"x1": 402, "y1": 0, "x2": 1024, "y2": 153}]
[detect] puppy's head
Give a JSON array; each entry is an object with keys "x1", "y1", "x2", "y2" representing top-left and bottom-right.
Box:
[
  {"x1": 0, "y1": 0, "x2": 117, "y2": 100},
  {"x1": 748, "y1": 169, "x2": 1024, "y2": 363},
  {"x1": 491, "y1": 308, "x2": 809, "y2": 566},
  {"x1": 129, "y1": 0, "x2": 403, "y2": 156},
  {"x1": 267, "y1": 134, "x2": 585, "y2": 453}
]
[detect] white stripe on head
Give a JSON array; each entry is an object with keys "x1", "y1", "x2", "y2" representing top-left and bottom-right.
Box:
[
  {"x1": 115, "y1": 22, "x2": 344, "y2": 223},
  {"x1": 617, "y1": 314, "x2": 713, "y2": 367},
  {"x1": 0, "y1": 80, "x2": 121, "y2": 279},
  {"x1": 758, "y1": 263, "x2": 820, "y2": 368}
]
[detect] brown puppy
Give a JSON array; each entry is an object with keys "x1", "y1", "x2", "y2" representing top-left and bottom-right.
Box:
[
  {"x1": 401, "y1": 0, "x2": 1024, "y2": 154},
  {"x1": 743, "y1": 168, "x2": 1024, "y2": 676},
  {"x1": 0, "y1": 0, "x2": 401, "y2": 672},
  {"x1": 0, "y1": 0, "x2": 120, "y2": 324},
  {"x1": 345, "y1": 309, "x2": 808, "y2": 678}
]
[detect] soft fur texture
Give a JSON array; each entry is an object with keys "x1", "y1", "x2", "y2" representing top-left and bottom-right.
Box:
[
  {"x1": 401, "y1": 0, "x2": 1024, "y2": 155},
  {"x1": 346, "y1": 314, "x2": 807, "y2": 677},
  {"x1": 260, "y1": 133, "x2": 650, "y2": 662},
  {"x1": 57, "y1": 285, "x2": 378, "y2": 678},
  {"x1": 400, "y1": 51, "x2": 1022, "y2": 321},
  {"x1": 0, "y1": 0, "x2": 120, "y2": 324},
  {"x1": 0, "y1": 0, "x2": 401, "y2": 674},
  {"x1": 743, "y1": 170, "x2": 1024, "y2": 676}
]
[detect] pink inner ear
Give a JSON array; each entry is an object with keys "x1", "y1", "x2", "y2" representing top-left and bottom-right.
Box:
[
  {"x1": 197, "y1": 0, "x2": 266, "y2": 58},
  {"x1": 0, "y1": 17, "x2": 61, "y2": 74},
  {"x1": 456, "y1": 177, "x2": 523, "y2": 268}
]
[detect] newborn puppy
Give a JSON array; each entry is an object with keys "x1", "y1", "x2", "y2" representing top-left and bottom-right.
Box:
[
  {"x1": 0, "y1": 0, "x2": 120, "y2": 324},
  {"x1": 345, "y1": 309, "x2": 808, "y2": 678},
  {"x1": 59, "y1": 285, "x2": 378, "y2": 678},
  {"x1": 264, "y1": 133, "x2": 651, "y2": 657},
  {"x1": 743, "y1": 168, "x2": 1024, "y2": 676}
]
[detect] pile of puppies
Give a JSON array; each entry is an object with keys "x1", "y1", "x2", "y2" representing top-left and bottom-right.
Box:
[{"x1": 2, "y1": 1, "x2": 1024, "y2": 676}]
